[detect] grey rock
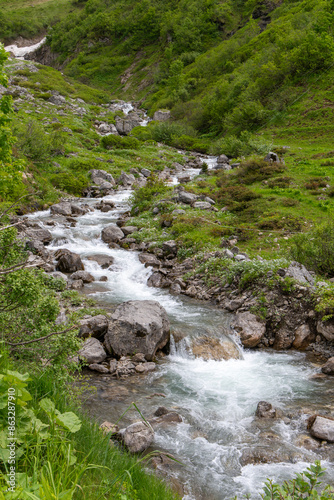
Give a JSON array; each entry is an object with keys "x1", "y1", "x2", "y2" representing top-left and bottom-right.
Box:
[
  {"x1": 172, "y1": 209, "x2": 186, "y2": 215},
  {"x1": 105, "y1": 300, "x2": 170, "y2": 361},
  {"x1": 223, "y1": 249, "x2": 234, "y2": 259},
  {"x1": 293, "y1": 324, "x2": 312, "y2": 349},
  {"x1": 178, "y1": 192, "x2": 198, "y2": 204},
  {"x1": 79, "y1": 315, "x2": 108, "y2": 339},
  {"x1": 122, "y1": 226, "x2": 138, "y2": 236},
  {"x1": 50, "y1": 202, "x2": 72, "y2": 217},
  {"x1": 234, "y1": 254, "x2": 246, "y2": 261},
  {"x1": 204, "y1": 197, "x2": 215, "y2": 205},
  {"x1": 70, "y1": 271, "x2": 95, "y2": 283},
  {"x1": 310, "y1": 416, "x2": 334, "y2": 442},
  {"x1": 217, "y1": 154, "x2": 229, "y2": 164},
  {"x1": 162, "y1": 240, "x2": 177, "y2": 256},
  {"x1": 50, "y1": 271, "x2": 68, "y2": 282},
  {"x1": 321, "y1": 357, "x2": 334, "y2": 375},
  {"x1": 193, "y1": 201, "x2": 212, "y2": 210},
  {"x1": 170, "y1": 283, "x2": 182, "y2": 295},
  {"x1": 232, "y1": 312, "x2": 266, "y2": 348},
  {"x1": 70, "y1": 279, "x2": 84, "y2": 290},
  {"x1": 118, "y1": 171, "x2": 136, "y2": 187},
  {"x1": 154, "y1": 407, "x2": 169, "y2": 417},
  {"x1": 139, "y1": 254, "x2": 161, "y2": 267},
  {"x1": 24, "y1": 227, "x2": 53, "y2": 244},
  {"x1": 87, "y1": 254, "x2": 114, "y2": 269},
  {"x1": 147, "y1": 272, "x2": 164, "y2": 288},
  {"x1": 286, "y1": 262, "x2": 314, "y2": 285},
  {"x1": 141, "y1": 168, "x2": 151, "y2": 178},
  {"x1": 255, "y1": 401, "x2": 276, "y2": 418},
  {"x1": 317, "y1": 320, "x2": 334, "y2": 341},
  {"x1": 101, "y1": 225, "x2": 124, "y2": 244},
  {"x1": 89, "y1": 169, "x2": 115, "y2": 185},
  {"x1": 71, "y1": 204, "x2": 89, "y2": 216},
  {"x1": 78, "y1": 337, "x2": 107, "y2": 364},
  {"x1": 55, "y1": 249, "x2": 84, "y2": 273},
  {"x1": 153, "y1": 110, "x2": 171, "y2": 122},
  {"x1": 264, "y1": 152, "x2": 280, "y2": 163},
  {"x1": 109, "y1": 359, "x2": 118, "y2": 374},
  {"x1": 49, "y1": 94, "x2": 66, "y2": 105},
  {"x1": 119, "y1": 422, "x2": 154, "y2": 453},
  {"x1": 135, "y1": 362, "x2": 156, "y2": 373},
  {"x1": 88, "y1": 363, "x2": 109, "y2": 373}
]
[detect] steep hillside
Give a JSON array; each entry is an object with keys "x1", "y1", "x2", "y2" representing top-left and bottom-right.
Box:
[{"x1": 36, "y1": 0, "x2": 334, "y2": 146}]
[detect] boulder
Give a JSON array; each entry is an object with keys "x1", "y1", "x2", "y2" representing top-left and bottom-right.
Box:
[
  {"x1": 88, "y1": 363, "x2": 109, "y2": 373},
  {"x1": 217, "y1": 154, "x2": 230, "y2": 164},
  {"x1": 192, "y1": 201, "x2": 212, "y2": 210},
  {"x1": 87, "y1": 254, "x2": 114, "y2": 269},
  {"x1": 71, "y1": 204, "x2": 89, "y2": 216},
  {"x1": 286, "y1": 262, "x2": 314, "y2": 285},
  {"x1": 317, "y1": 320, "x2": 334, "y2": 341},
  {"x1": 147, "y1": 272, "x2": 164, "y2": 288},
  {"x1": 115, "y1": 115, "x2": 141, "y2": 135},
  {"x1": 191, "y1": 336, "x2": 241, "y2": 361},
  {"x1": 104, "y1": 300, "x2": 170, "y2": 361},
  {"x1": 255, "y1": 401, "x2": 276, "y2": 418},
  {"x1": 309, "y1": 416, "x2": 334, "y2": 442},
  {"x1": 273, "y1": 326, "x2": 294, "y2": 350},
  {"x1": 122, "y1": 226, "x2": 138, "y2": 236},
  {"x1": 78, "y1": 337, "x2": 107, "y2": 364},
  {"x1": 70, "y1": 279, "x2": 84, "y2": 290},
  {"x1": 89, "y1": 169, "x2": 115, "y2": 185},
  {"x1": 135, "y1": 362, "x2": 156, "y2": 373},
  {"x1": 141, "y1": 168, "x2": 151, "y2": 178},
  {"x1": 100, "y1": 421, "x2": 119, "y2": 435},
  {"x1": 169, "y1": 283, "x2": 182, "y2": 295},
  {"x1": 70, "y1": 271, "x2": 95, "y2": 283},
  {"x1": 264, "y1": 152, "x2": 280, "y2": 163},
  {"x1": 292, "y1": 324, "x2": 312, "y2": 349},
  {"x1": 139, "y1": 254, "x2": 161, "y2": 268},
  {"x1": 49, "y1": 94, "x2": 66, "y2": 105},
  {"x1": 119, "y1": 422, "x2": 154, "y2": 453},
  {"x1": 55, "y1": 249, "x2": 84, "y2": 273},
  {"x1": 101, "y1": 225, "x2": 124, "y2": 244},
  {"x1": 321, "y1": 357, "x2": 334, "y2": 375},
  {"x1": 79, "y1": 315, "x2": 109, "y2": 339},
  {"x1": 153, "y1": 110, "x2": 171, "y2": 122},
  {"x1": 232, "y1": 312, "x2": 266, "y2": 348},
  {"x1": 24, "y1": 227, "x2": 53, "y2": 244},
  {"x1": 178, "y1": 192, "x2": 198, "y2": 204},
  {"x1": 162, "y1": 240, "x2": 177, "y2": 256},
  {"x1": 50, "y1": 202, "x2": 72, "y2": 217},
  {"x1": 118, "y1": 171, "x2": 136, "y2": 187}
]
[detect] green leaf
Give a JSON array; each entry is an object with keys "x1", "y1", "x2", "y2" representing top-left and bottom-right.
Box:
[
  {"x1": 55, "y1": 412, "x2": 81, "y2": 433},
  {"x1": 39, "y1": 398, "x2": 56, "y2": 415},
  {"x1": 5, "y1": 370, "x2": 31, "y2": 383}
]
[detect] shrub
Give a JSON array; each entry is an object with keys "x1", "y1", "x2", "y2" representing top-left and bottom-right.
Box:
[
  {"x1": 237, "y1": 158, "x2": 285, "y2": 184},
  {"x1": 101, "y1": 134, "x2": 140, "y2": 150},
  {"x1": 50, "y1": 172, "x2": 89, "y2": 195},
  {"x1": 131, "y1": 178, "x2": 172, "y2": 213},
  {"x1": 290, "y1": 220, "x2": 334, "y2": 277}
]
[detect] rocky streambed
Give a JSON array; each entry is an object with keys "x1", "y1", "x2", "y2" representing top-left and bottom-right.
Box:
[{"x1": 17, "y1": 167, "x2": 333, "y2": 499}]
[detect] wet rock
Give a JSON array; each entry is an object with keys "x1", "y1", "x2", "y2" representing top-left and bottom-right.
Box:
[
  {"x1": 70, "y1": 279, "x2": 84, "y2": 290},
  {"x1": 317, "y1": 320, "x2": 334, "y2": 341},
  {"x1": 293, "y1": 324, "x2": 312, "y2": 349},
  {"x1": 255, "y1": 401, "x2": 276, "y2": 418},
  {"x1": 50, "y1": 202, "x2": 72, "y2": 216},
  {"x1": 70, "y1": 271, "x2": 95, "y2": 283},
  {"x1": 309, "y1": 416, "x2": 334, "y2": 442},
  {"x1": 154, "y1": 407, "x2": 169, "y2": 417},
  {"x1": 178, "y1": 192, "x2": 198, "y2": 204},
  {"x1": 24, "y1": 227, "x2": 53, "y2": 244},
  {"x1": 151, "y1": 412, "x2": 183, "y2": 426},
  {"x1": 153, "y1": 110, "x2": 171, "y2": 121},
  {"x1": 105, "y1": 300, "x2": 170, "y2": 361},
  {"x1": 321, "y1": 357, "x2": 334, "y2": 375},
  {"x1": 294, "y1": 434, "x2": 321, "y2": 451},
  {"x1": 100, "y1": 276, "x2": 108, "y2": 282},
  {"x1": 116, "y1": 358, "x2": 136, "y2": 377},
  {"x1": 147, "y1": 272, "x2": 165, "y2": 288},
  {"x1": 55, "y1": 249, "x2": 84, "y2": 273},
  {"x1": 87, "y1": 254, "x2": 114, "y2": 269},
  {"x1": 135, "y1": 362, "x2": 156, "y2": 373},
  {"x1": 240, "y1": 447, "x2": 283, "y2": 466},
  {"x1": 273, "y1": 326, "x2": 294, "y2": 350},
  {"x1": 118, "y1": 422, "x2": 154, "y2": 453},
  {"x1": 79, "y1": 315, "x2": 108, "y2": 339},
  {"x1": 232, "y1": 312, "x2": 266, "y2": 348},
  {"x1": 88, "y1": 363, "x2": 109, "y2": 373},
  {"x1": 109, "y1": 359, "x2": 118, "y2": 374},
  {"x1": 191, "y1": 336, "x2": 241, "y2": 361},
  {"x1": 286, "y1": 262, "x2": 314, "y2": 285},
  {"x1": 78, "y1": 337, "x2": 107, "y2": 364},
  {"x1": 71, "y1": 204, "x2": 89, "y2": 216},
  {"x1": 139, "y1": 254, "x2": 161, "y2": 268},
  {"x1": 101, "y1": 225, "x2": 124, "y2": 244},
  {"x1": 170, "y1": 283, "x2": 182, "y2": 295}
]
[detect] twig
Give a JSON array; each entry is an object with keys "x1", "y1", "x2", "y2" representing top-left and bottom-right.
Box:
[{"x1": 6, "y1": 325, "x2": 78, "y2": 347}]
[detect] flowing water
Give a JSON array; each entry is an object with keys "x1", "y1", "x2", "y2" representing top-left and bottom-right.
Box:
[
  {"x1": 4, "y1": 38, "x2": 46, "y2": 59},
  {"x1": 27, "y1": 179, "x2": 334, "y2": 499}
]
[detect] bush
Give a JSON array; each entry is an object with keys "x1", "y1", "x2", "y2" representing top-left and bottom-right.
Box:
[
  {"x1": 50, "y1": 172, "x2": 89, "y2": 195},
  {"x1": 14, "y1": 120, "x2": 66, "y2": 161},
  {"x1": 101, "y1": 134, "x2": 140, "y2": 150},
  {"x1": 131, "y1": 178, "x2": 172, "y2": 213},
  {"x1": 210, "y1": 131, "x2": 270, "y2": 158},
  {"x1": 237, "y1": 158, "x2": 285, "y2": 184},
  {"x1": 290, "y1": 220, "x2": 334, "y2": 277}
]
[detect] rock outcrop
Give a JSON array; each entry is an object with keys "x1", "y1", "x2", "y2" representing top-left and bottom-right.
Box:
[{"x1": 232, "y1": 312, "x2": 265, "y2": 347}]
